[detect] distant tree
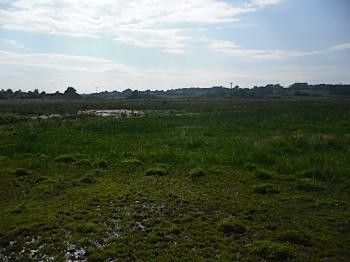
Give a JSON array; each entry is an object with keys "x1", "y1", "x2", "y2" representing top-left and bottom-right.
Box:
[
  {"x1": 64, "y1": 87, "x2": 80, "y2": 98},
  {"x1": 289, "y1": 83, "x2": 309, "y2": 90}
]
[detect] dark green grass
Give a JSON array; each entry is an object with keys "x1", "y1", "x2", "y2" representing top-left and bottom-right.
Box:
[{"x1": 0, "y1": 99, "x2": 350, "y2": 261}]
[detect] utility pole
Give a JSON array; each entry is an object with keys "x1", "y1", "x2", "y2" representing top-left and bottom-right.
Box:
[{"x1": 230, "y1": 82, "x2": 233, "y2": 106}]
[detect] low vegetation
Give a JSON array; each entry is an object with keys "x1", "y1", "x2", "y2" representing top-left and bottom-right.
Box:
[{"x1": 0, "y1": 98, "x2": 349, "y2": 261}]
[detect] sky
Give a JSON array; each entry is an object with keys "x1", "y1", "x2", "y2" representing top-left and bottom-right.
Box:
[{"x1": 0, "y1": 0, "x2": 349, "y2": 93}]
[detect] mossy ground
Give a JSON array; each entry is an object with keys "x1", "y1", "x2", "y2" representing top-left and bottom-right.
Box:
[{"x1": 0, "y1": 99, "x2": 349, "y2": 261}]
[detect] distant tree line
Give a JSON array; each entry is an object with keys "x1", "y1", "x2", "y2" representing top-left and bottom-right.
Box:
[
  {"x1": 1, "y1": 83, "x2": 350, "y2": 99},
  {"x1": 0, "y1": 87, "x2": 80, "y2": 99}
]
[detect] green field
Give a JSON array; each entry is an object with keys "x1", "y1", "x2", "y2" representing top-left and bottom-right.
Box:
[{"x1": 0, "y1": 99, "x2": 349, "y2": 261}]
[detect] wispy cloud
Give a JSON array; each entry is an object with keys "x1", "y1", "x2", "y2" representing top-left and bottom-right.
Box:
[
  {"x1": 0, "y1": 38, "x2": 25, "y2": 49},
  {"x1": 0, "y1": 0, "x2": 282, "y2": 53},
  {"x1": 208, "y1": 40, "x2": 322, "y2": 60},
  {"x1": 331, "y1": 43, "x2": 350, "y2": 51}
]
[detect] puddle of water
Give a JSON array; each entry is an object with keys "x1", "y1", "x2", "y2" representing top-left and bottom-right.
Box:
[
  {"x1": 65, "y1": 245, "x2": 87, "y2": 262},
  {"x1": 77, "y1": 109, "x2": 144, "y2": 117},
  {"x1": 29, "y1": 114, "x2": 62, "y2": 119}
]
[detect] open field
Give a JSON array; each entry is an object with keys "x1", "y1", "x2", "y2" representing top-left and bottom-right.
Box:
[{"x1": 0, "y1": 98, "x2": 350, "y2": 261}]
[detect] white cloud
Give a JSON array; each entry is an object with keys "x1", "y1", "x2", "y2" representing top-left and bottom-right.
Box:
[
  {"x1": 250, "y1": 0, "x2": 281, "y2": 7},
  {"x1": 1, "y1": 50, "x2": 348, "y2": 93},
  {"x1": 0, "y1": 38, "x2": 25, "y2": 49},
  {"x1": 0, "y1": 0, "x2": 282, "y2": 53},
  {"x1": 331, "y1": 43, "x2": 350, "y2": 50},
  {"x1": 0, "y1": 50, "x2": 139, "y2": 75},
  {"x1": 209, "y1": 40, "x2": 322, "y2": 60}
]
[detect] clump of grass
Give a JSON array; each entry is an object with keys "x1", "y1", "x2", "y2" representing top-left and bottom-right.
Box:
[
  {"x1": 253, "y1": 183, "x2": 279, "y2": 194},
  {"x1": 217, "y1": 218, "x2": 247, "y2": 236},
  {"x1": 91, "y1": 169, "x2": 104, "y2": 177},
  {"x1": 145, "y1": 163, "x2": 173, "y2": 176},
  {"x1": 12, "y1": 168, "x2": 31, "y2": 176},
  {"x1": 301, "y1": 169, "x2": 330, "y2": 181},
  {"x1": 55, "y1": 154, "x2": 75, "y2": 163},
  {"x1": 189, "y1": 168, "x2": 206, "y2": 179},
  {"x1": 5, "y1": 204, "x2": 26, "y2": 214},
  {"x1": 121, "y1": 158, "x2": 142, "y2": 165},
  {"x1": 187, "y1": 138, "x2": 204, "y2": 149},
  {"x1": 0, "y1": 155, "x2": 8, "y2": 161},
  {"x1": 76, "y1": 222, "x2": 98, "y2": 233},
  {"x1": 0, "y1": 113, "x2": 21, "y2": 125},
  {"x1": 296, "y1": 178, "x2": 324, "y2": 192},
  {"x1": 80, "y1": 174, "x2": 97, "y2": 184},
  {"x1": 75, "y1": 159, "x2": 92, "y2": 167},
  {"x1": 37, "y1": 153, "x2": 48, "y2": 161},
  {"x1": 244, "y1": 162, "x2": 258, "y2": 171},
  {"x1": 95, "y1": 159, "x2": 109, "y2": 169},
  {"x1": 255, "y1": 168, "x2": 275, "y2": 180},
  {"x1": 250, "y1": 241, "x2": 295, "y2": 261},
  {"x1": 276, "y1": 230, "x2": 312, "y2": 246}
]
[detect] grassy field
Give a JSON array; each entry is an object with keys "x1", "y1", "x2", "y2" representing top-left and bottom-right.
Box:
[{"x1": 0, "y1": 98, "x2": 349, "y2": 261}]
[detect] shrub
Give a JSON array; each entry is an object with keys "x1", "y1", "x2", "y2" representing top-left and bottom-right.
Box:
[
  {"x1": 12, "y1": 168, "x2": 31, "y2": 176},
  {"x1": 218, "y1": 218, "x2": 247, "y2": 236},
  {"x1": 253, "y1": 184, "x2": 279, "y2": 194},
  {"x1": 276, "y1": 230, "x2": 312, "y2": 246},
  {"x1": 255, "y1": 168, "x2": 275, "y2": 180},
  {"x1": 145, "y1": 163, "x2": 173, "y2": 176},
  {"x1": 95, "y1": 159, "x2": 108, "y2": 169},
  {"x1": 55, "y1": 154, "x2": 75, "y2": 163},
  {"x1": 250, "y1": 241, "x2": 294, "y2": 261},
  {"x1": 189, "y1": 168, "x2": 206, "y2": 179}
]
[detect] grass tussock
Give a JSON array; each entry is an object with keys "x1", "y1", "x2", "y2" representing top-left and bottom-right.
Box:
[
  {"x1": 145, "y1": 163, "x2": 173, "y2": 176},
  {"x1": 189, "y1": 168, "x2": 206, "y2": 179}
]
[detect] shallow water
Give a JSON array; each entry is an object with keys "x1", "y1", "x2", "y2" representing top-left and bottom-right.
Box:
[{"x1": 77, "y1": 109, "x2": 144, "y2": 117}]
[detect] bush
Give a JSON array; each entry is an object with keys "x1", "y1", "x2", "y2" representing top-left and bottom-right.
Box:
[
  {"x1": 12, "y1": 168, "x2": 31, "y2": 176},
  {"x1": 250, "y1": 241, "x2": 294, "y2": 261},
  {"x1": 218, "y1": 218, "x2": 247, "y2": 236},
  {"x1": 189, "y1": 168, "x2": 206, "y2": 179},
  {"x1": 277, "y1": 230, "x2": 312, "y2": 246},
  {"x1": 253, "y1": 184, "x2": 279, "y2": 194},
  {"x1": 55, "y1": 154, "x2": 75, "y2": 163},
  {"x1": 255, "y1": 168, "x2": 275, "y2": 180},
  {"x1": 145, "y1": 163, "x2": 173, "y2": 176}
]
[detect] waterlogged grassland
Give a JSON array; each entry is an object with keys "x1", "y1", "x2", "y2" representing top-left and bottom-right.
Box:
[{"x1": 0, "y1": 99, "x2": 350, "y2": 261}]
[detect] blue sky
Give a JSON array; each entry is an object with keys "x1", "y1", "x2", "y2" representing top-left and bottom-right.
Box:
[{"x1": 0, "y1": 0, "x2": 349, "y2": 93}]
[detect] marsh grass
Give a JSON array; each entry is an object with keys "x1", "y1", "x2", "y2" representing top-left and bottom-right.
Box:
[{"x1": 0, "y1": 99, "x2": 349, "y2": 261}]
